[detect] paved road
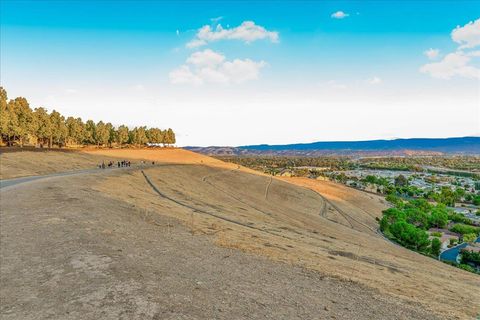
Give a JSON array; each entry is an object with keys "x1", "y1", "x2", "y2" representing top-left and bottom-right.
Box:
[{"x1": 0, "y1": 168, "x2": 113, "y2": 189}]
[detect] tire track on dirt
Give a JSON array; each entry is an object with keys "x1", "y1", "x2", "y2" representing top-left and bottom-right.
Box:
[
  {"x1": 142, "y1": 170, "x2": 297, "y2": 242},
  {"x1": 264, "y1": 176, "x2": 273, "y2": 200},
  {"x1": 324, "y1": 198, "x2": 381, "y2": 235}
]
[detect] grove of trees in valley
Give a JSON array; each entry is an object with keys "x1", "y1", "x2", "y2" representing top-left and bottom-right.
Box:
[{"x1": 0, "y1": 87, "x2": 176, "y2": 148}]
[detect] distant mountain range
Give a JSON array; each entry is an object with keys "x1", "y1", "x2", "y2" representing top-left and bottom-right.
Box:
[{"x1": 186, "y1": 136, "x2": 480, "y2": 156}]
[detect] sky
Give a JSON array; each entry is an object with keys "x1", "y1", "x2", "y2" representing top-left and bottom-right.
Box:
[{"x1": 1, "y1": 1, "x2": 479, "y2": 146}]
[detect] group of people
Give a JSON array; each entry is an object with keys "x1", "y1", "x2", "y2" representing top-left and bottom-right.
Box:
[
  {"x1": 117, "y1": 160, "x2": 131, "y2": 168},
  {"x1": 99, "y1": 160, "x2": 131, "y2": 169}
]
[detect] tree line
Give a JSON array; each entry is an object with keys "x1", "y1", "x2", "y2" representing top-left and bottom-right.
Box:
[{"x1": 0, "y1": 87, "x2": 176, "y2": 148}]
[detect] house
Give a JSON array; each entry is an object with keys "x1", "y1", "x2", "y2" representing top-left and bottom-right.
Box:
[{"x1": 463, "y1": 243, "x2": 480, "y2": 254}]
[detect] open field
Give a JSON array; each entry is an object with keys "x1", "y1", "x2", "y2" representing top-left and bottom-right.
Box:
[{"x1": 1, "y1": 149, "x2": 479, "y2": 319}]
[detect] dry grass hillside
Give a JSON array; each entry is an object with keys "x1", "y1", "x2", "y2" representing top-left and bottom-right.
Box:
[
  {"x1": 0, "y1": 149, "x2": 112, "y2": 179},
  {"x1": 1, "y1": 148, "x2": 479, "y2": 319},
  {"x1": 0, "y1": 148, "x2": 260, "y2": 180}
]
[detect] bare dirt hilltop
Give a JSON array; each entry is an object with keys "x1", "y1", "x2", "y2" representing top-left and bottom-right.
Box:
[{"x1": 1, "y1": 148, "x2": 478, "y2": 319}]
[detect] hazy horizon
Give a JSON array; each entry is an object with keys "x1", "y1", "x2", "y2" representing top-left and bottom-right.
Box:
[{"x1": 1, "y1": 1, "x2": 479, "y2": 146}]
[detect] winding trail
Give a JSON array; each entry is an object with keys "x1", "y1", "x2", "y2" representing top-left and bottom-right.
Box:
[{"x1": 0, "y1": 168, "x2": 104, "y2": 189}]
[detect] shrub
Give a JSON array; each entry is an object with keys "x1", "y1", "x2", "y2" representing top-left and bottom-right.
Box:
[
  {"x1": 460, "y1": 249, "x2": 480, "y2": 266},
  {"x1": 450, "y1": 224, "x2": 480, "y2": 236},
  {"x1": 463, "y1": 233, "x2": 477, "y2": 244},
  {"x1": 458, "y1": 264, "x2": 475, "y2": 273}
]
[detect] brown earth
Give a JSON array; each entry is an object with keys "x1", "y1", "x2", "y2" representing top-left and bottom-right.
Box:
[{"x1": 1, "y1": 148, "x2": 479, "y2": 319}]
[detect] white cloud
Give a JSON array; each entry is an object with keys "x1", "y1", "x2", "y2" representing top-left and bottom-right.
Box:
[
  {"x1": 366, "y1": 76, "x2": 382, "y2": 85},
  {"x1": 186, "y1": 39, "x2": 207, "y2": 49},
  {"x1": 420, "y1": 51, "x2": 480, "y2": 79},
  {"x1": 186, "y1": 49, "x2": 225, "y2": 67},
  {"x1": 424, "y1": 48, "x2": 440, "y2": 60},
  {"x1": 421, "y1": 18, "x2": 480, "y2": 80},
  {"x1": 176, "y1": 29, "x2": 180, "y2": 36},
  {"x1": 451, "y1": 18, "x2": 480, "y2": 49},
  {"x1": 186, "y1": 21, "x2": 279, "y2": 48},
  {"x1": 169, "y1": 65, "x2": 203, "y2": 85},
  {"x1": 65, "y1": 89, "x2": 77, "y2": 94},
  {"x1": 169, "y1": 49, "x2": 266, "y2": 85},
  {"x1": 331, "y1": 11, "x2": 349, "y2": 19}
]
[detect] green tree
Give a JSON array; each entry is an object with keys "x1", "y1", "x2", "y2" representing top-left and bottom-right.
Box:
[
  {"x1": 11, "y1": 97, "x2": 36, "y2": 146},
  {"x1": 146, "y1": 127, "x2": 163, "y2": 144},
  {"x1": 49, "y1": 110, "x2": 68, "y2": 147},
  {"x1": 129, "y1": 126, "x2": 148, "y2": 145},
  {"x1": 164, "y1": 128, "x2": 176, "y2": 145},
  {"x1": 95, "y1": 121, "x2": 110, "y2": 146},
  {"x1": 116, "y1": 125, "x2": 129, "y2": 145},
  {"x1": 473, "y1": 195, "x2": 480, "y2": 206},
  {"x1": 4, "y1": 99, "x2": 19, "y2": 145},
  {"x1": 107, "y1": 123, "x2": 116, "y2": 146},
  {"x1": 389, "y1": 220, "x2": 430, "y2": 252},
  {"x1": 404, "y1": 208, "x2": 429, "y2": 229},
  {"x1": 0, "y1": 87, "x2": 10, "y2": 143},
  {"x1": 463, "y1": 233, "x2": 477, "y2": 244},
  {"x1": 430, "y1": 237, "x2": 441, "y2": 257},
  {"x1": 438, "y1": 187, "x2": 456, "y2": 206},
  {"x1": 429, "y1": 206, "x2": 449, "y2": 228},
  {"x1": 394, "y1": 174, "x2": 408, "y2": 187},
  {"x1": 33, "y1": 107, "x2": 52, "y2": 147},
  {"x1": 84, "y1": 120, "x2": 96, "y2": 145},
  {"x1": 385, "y1": 194, "x2": 404, "y2": 208},
  {"x1": 65, "y1": 117, "x2": 85, "y2": 146}
]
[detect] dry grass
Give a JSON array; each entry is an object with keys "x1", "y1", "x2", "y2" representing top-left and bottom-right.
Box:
[
  {"x1": 96, "y1": 164, "x2": 479, "y2": 320},
  {"x1": 2, "y1": 148, "x2": 479, "y2": 319}
]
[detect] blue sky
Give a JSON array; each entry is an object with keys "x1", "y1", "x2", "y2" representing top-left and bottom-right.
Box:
[{"x1": 1, "y1": 1, "x2": 479, "y2": 146}]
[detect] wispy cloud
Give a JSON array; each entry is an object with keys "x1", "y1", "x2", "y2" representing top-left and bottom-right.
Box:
[
  {"x1": 331, "y1": 11, "x2": 349, "y2": 19},
  {"x1": 186, "y1": 21, "x2": 279, "y2": 48},
  {"x1": 169, "y1": 49, "x2": 266, "y2": 85},
  {"x1": 424, "y1": 48, "x2": 440, "y2": 60}
]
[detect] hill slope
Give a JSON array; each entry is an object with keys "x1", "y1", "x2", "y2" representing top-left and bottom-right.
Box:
[{"x1": 1, "y1": 148, "x2": 479, "y2": 319}]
